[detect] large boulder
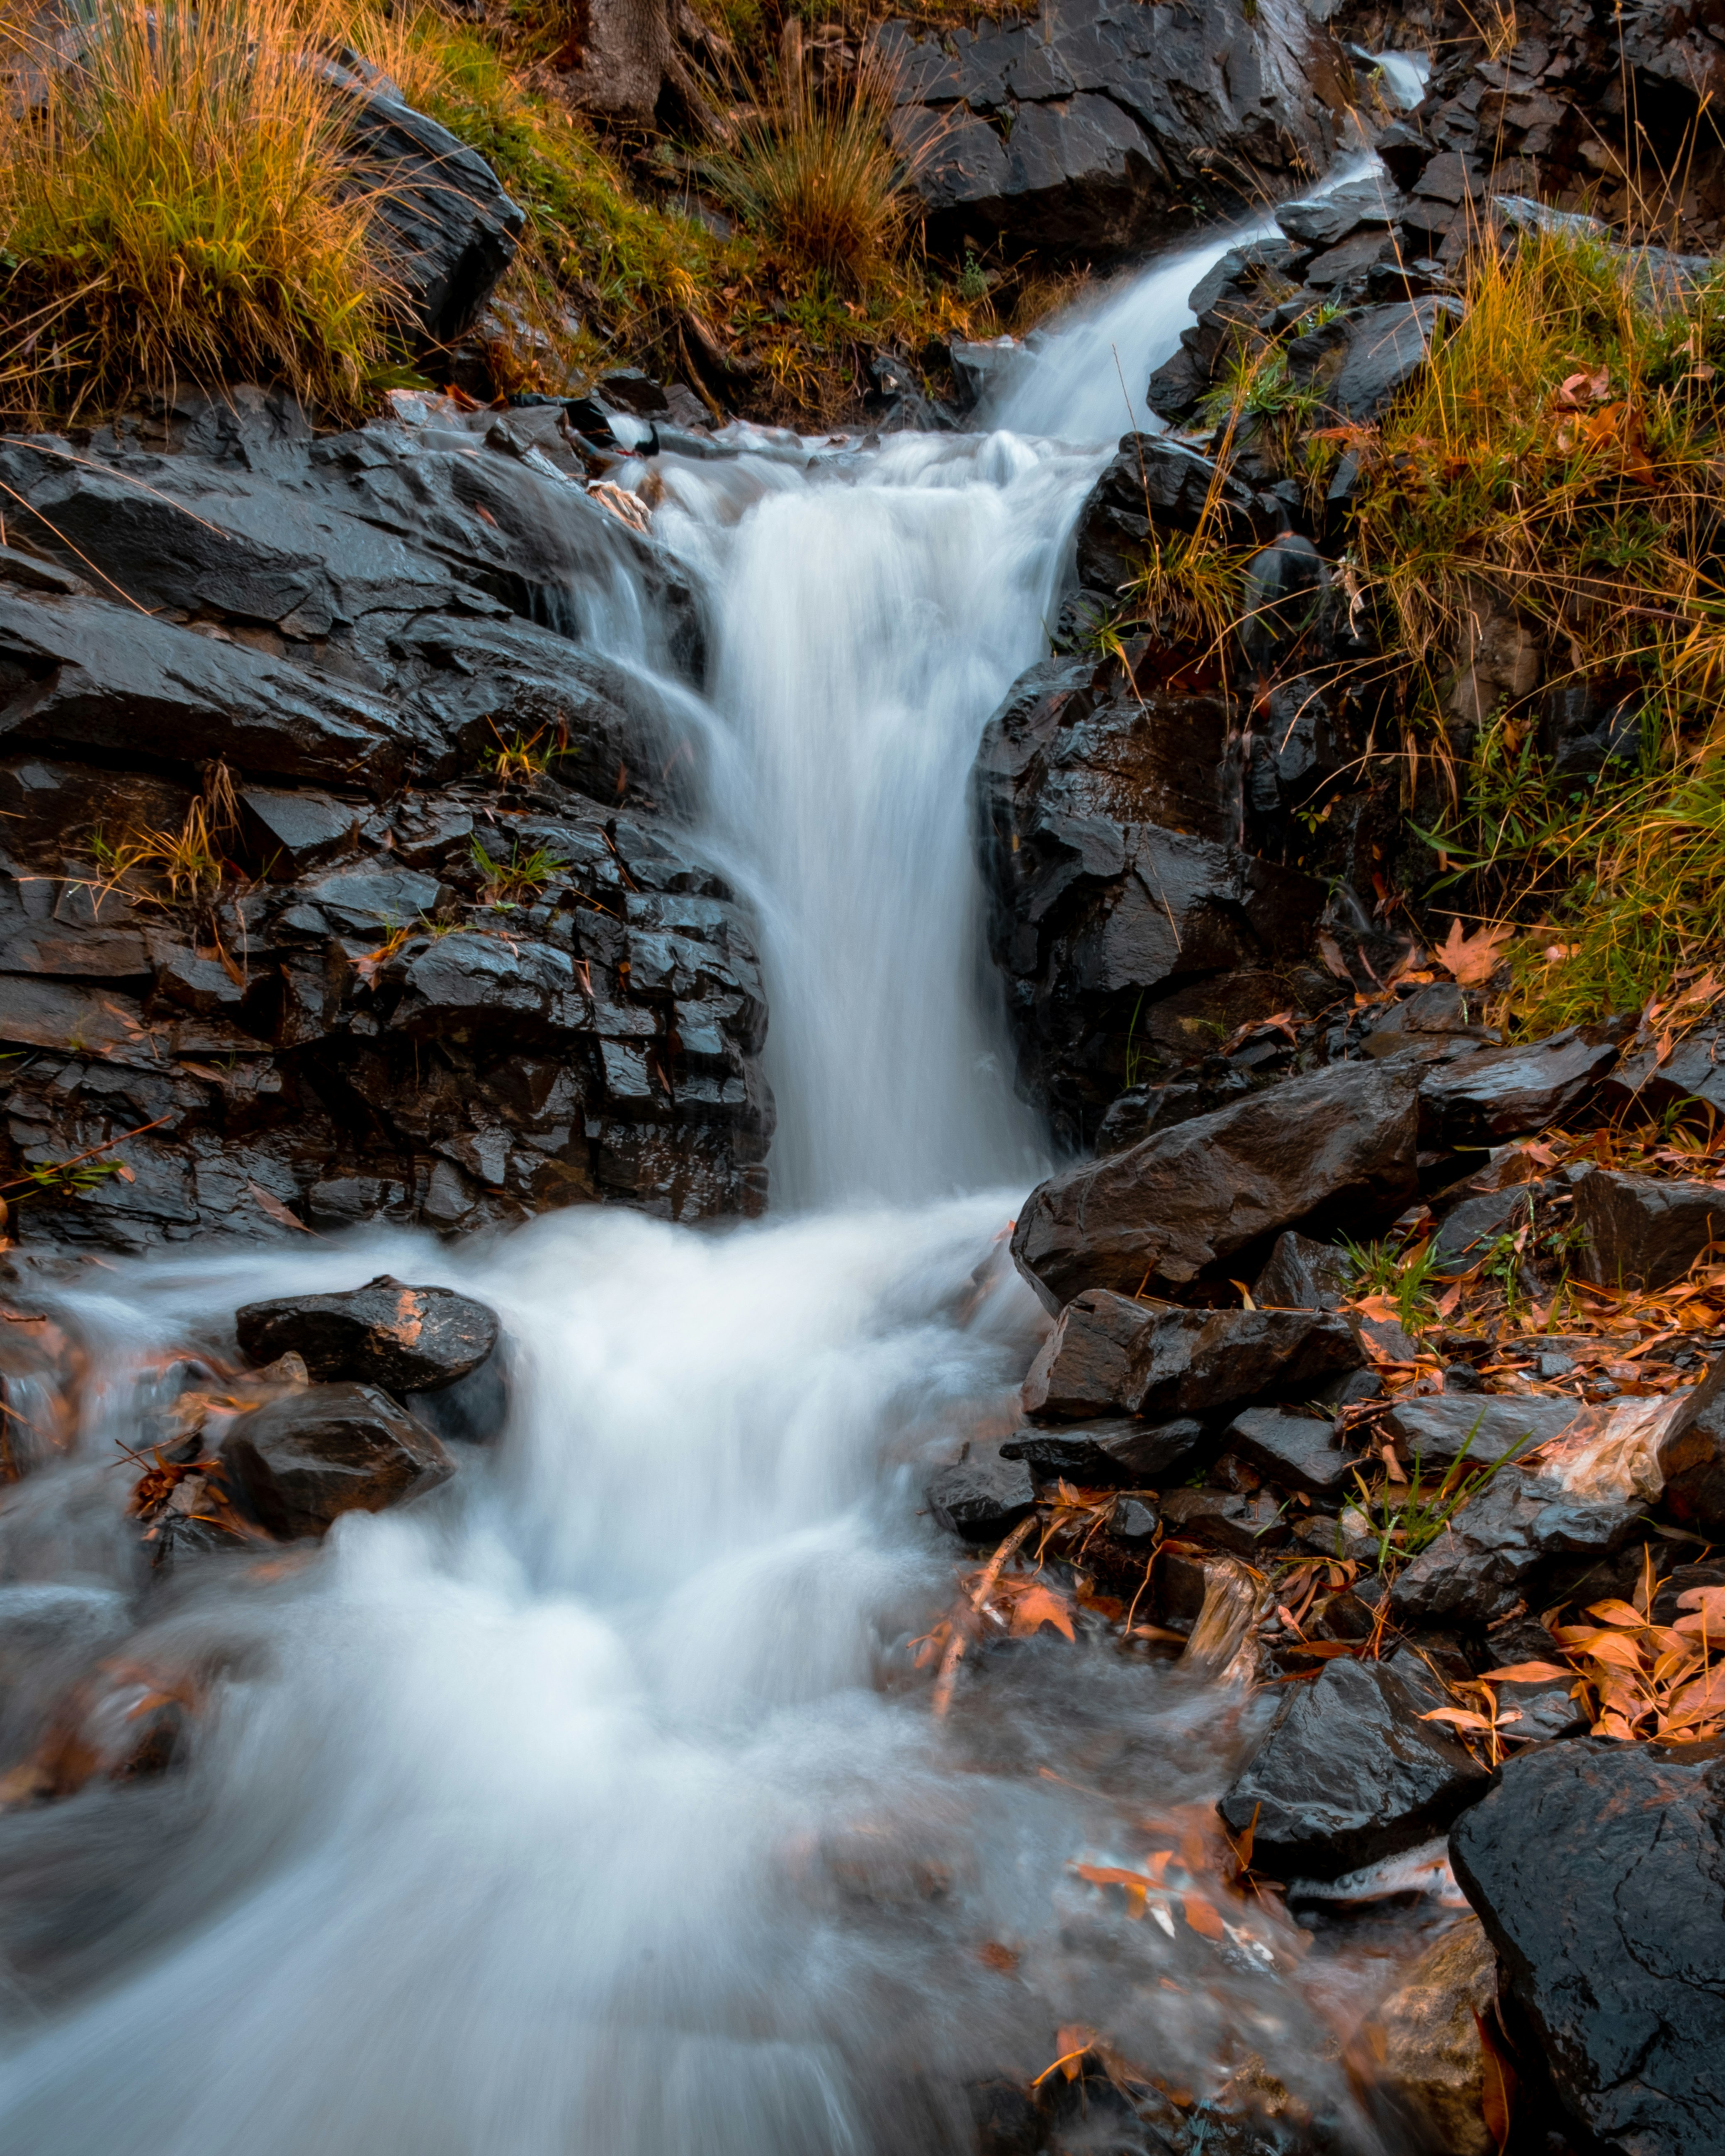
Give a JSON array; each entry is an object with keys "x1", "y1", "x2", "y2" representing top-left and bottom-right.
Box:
[
  {"x1": 1012, "y1": 1059, "x2": 1421, "y2": 1309},
  {"x1": 1385, "y1": 1471, "x2": 1643, "y2": 1627},
  {"x1": 883, "y1": 0, "x2": 1355, "y2": 260},
  {"x1": 218, "y1": 1381, "x2": 455, "y2": 1538},
  {"x1": 1450, "y1": 1739, "x2": 1725, "y2": 2156},
  {"x1": 327, "y1": 58, "x2": 525, "y2": 343},
  {"x1": 235, "y1": 1277, "x2": 499, "y2": 1392},
  {"x1": 1219, "y1": 1656, "x2": 1491, "y2": 1880}
]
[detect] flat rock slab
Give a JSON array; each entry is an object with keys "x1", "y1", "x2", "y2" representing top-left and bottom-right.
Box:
[
  {"x1": 236, "y1": 1275, "x2": 500, "y2": 1392},
  {"x1": 1381, "y1": 1394, "x2": 1580, "y2": 1469},
  {"x1": 219, "y1": 1381, "x2": 454, "y2": 1539},
  {"x1": 1419, "y1": 1027, "x2": 1621, "y2": 1146},
  {"x1": 1225, "y1": 1406, "x2": 1358, "y2": 1498},
  {"x1": 1573, "y1": 1165, "x2": 1725, "y2": 1291},
  {"x1": 1000, "y1": 1415, "x2": 1200, "y2": 1485},
  {"x1": 1012, "y1": 1059, "x2": 1419, "y2": 1309},
  {"x1": 1451, "y1": 1739, "x2": 1725, "y2": 2156},
  {"x1": 1220, "y1": 1656, "x2": 1490, "y2": 1880}
]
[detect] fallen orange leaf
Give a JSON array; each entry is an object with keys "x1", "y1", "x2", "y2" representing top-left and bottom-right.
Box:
[
  {"x1": 1437, "y1": 916, "x2": 1514, "y2": 986},
  {"x1": 1007, "y1": 1584, "x2": 1075, "y2": 1641}
]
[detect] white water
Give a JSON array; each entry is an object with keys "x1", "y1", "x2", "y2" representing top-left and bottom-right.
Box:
[
  {"x1": 986, "y1": 153, "x2": 1382, "y2": 444},
  {"x1": 0, "y1": 214, "x2": 1426, "y2": 2156}
]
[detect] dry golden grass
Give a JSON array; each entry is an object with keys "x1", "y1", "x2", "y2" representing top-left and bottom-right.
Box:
[
  {"x1": 0, "y1": 0, "x2": 389, "y2": 420},
  {"x1": 700, "y1": 25, "x2": 912, "y2": 289},
  {"x1": 1312, "y1": 218, "x2": 1725, "y2": 1030}
]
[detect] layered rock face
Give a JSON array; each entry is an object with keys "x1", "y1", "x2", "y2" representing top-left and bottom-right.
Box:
[
  {"x1": 0, "y1": 395, "x2": 772, "y2": 1250},
  {"x1": 883, "y1": 0, "x2": 1356, "y2": 260}
]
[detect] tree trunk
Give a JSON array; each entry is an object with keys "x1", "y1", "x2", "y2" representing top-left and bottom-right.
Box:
[{"x1": 556, "y1": 0, "x2": 673, "y2": 127}]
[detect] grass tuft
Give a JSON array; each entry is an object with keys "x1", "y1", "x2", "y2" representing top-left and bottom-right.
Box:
[
  {"x1": 700, "y1": 29, "x2": 911, "y2": 290},
  {"x1": 1326, "y1": 216, "x2": 1725, "y2": 1033},
  {"x1": 0, "y1": 0, "x2": 389, "y2": 420}
]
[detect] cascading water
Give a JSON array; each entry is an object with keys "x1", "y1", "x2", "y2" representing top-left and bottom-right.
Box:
[{"x1": 0, "y1": 207, "x2": 1446, "y2": 2156}]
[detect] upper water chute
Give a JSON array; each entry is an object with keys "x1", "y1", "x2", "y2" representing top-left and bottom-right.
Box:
[{"x1": 653, "y1": 430, "x2": 1106, "y2": 1210}]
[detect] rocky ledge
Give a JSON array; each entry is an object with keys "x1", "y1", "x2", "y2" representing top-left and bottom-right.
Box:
[{"x1": 0, "y1": 391, "x2": 773, "y2": 1250}]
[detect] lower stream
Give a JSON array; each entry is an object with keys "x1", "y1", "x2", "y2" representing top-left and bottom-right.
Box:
[{"x1": 0, "y1": 191, "x2": 1454, "y2": 2155}]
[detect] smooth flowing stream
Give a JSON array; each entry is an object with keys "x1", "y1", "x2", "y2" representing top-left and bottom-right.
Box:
[{"x1": 0, "y1": 191, "x2": 1443, "y2": 2156}]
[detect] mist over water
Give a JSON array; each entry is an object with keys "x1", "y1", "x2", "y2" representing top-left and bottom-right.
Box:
[{"x1": 0, "y1": 214, "x2": 1422, "y2": 2156}]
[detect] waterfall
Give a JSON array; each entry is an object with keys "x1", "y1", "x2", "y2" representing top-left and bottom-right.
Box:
[{"x1": 0, "y1": 221, "x2": 1404, "y2": 2156}]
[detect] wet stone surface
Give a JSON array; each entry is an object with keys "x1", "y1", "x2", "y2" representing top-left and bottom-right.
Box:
[{"x1": 0, "y1": 398, "x2": 772, "y2": 1248}]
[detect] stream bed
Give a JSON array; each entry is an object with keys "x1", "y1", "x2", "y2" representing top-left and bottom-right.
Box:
[{"x1": 0, "y1": 190, "x2": 1455, "y2": 2156}]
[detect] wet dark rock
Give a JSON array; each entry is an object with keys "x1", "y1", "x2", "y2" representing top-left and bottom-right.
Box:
[
  {"x1": 0, "y1": 401, "x2": 768, "y2": 1250},
  {"x1": 1159, "y1": 1485, "x2": 1286, "y2": 1554},
  {"x1": 926, "y1": 1448, "x2": 1036, "y2": 1541},
  {"x1": 235, "y1": 1276, "x2": 499, "y2": 1392},
  {"x1": 1430, "y1": 1180, "x2": 1538, "y2": 1272},
  {"x1": 218, "y1": 1381, "x2": 455, "y2": 1539},
  {"x1": 1093, "y1": 1058, "x2": 1259, "y2": 1157},
  {"x1": 1654, "y1": 1351, "x2": 1725, "y2": 1537},
  {"x1": 1288, "y1": 296, "x2": 1462, "y2": 423},
  {"x1": 1317, "y1": 1366, "x2": 1385, "y2": 1411},
  {"x1": 1419, "y1": 1027, "x2": 1622, "y2": 1146},
  {"x1": 1251, "y1": 1231, "x2": 1351, "y2": 1311},
  {"x1": 1598, "y1": 1022, "x2": 1725, "y2": 1122},
  {"x1": 886, "y1": 0, "x2": 1352, "y2": 260},
  {"x1": 1220, "y1": 1656, "x2": 1490, "y2": 1881},
  {"x1": 1005, "y1": 1414, "x2": 1208, "y2": 1483},
  {"x1": 1380, "y1": 1394, "x2": 1578, "y2": 1469},
  {"x1": 0, "y1": 586, "x2": 414, "y2": 796},
  {"x1": 238, "y1": 788, "x2": 363, "y2": 875},
  {"x1": 1274, "y1": 172, "x2": 1400, "y2": 251},
  {"x1": 323, "y1": 58, "x2": 523, "y2": 343},
  {"x1": 1387, "y1": 1472, "x2": 1642, "y2": 1627},
  {"x1": 1146, "y1": 238, "x2": 1309, "y2": 425},
  {"x1": 1004, "y1": 1415, "x2": 1204, "y2": 1484},
  {"x1": 1450, "y1": 1738, "x2": 1725, "y2": 2156},
  {"x1": 1653, "y1": 1561, "x2": 1725, "y2": 1626},
  {"x1": 1135, "y1": 1307, "x2": 1364, "y2": 1420},
  {"x1": 974, "y1": 639, "x2": 1331, "y2": 1141},
  {"x1": 1572, "y1": 1165, "x2": 1725, "y2": 1291},
  {"x1": 1363, "y1": 981, "x2": 1496, "y2": 1057},
  {"x1": 1238, "y1": 534, "x2": 1328, "y2": 667},
  {"x1": 1020, "y1": 1288, "x2": 1164, "y2": 1419},
  {"x1": 947, "y1": 335, "x2": 1033, "y2": 413},
  {"x1": 1224, "y1": 1406, "x2": 1358, "y2": 1498},
  {"x1": 1072, "y1": 437, "x2": 1269, "y2": 598},
  {"x1": 1110, "y1": 1494, "x2": 1160, "y2": 1541},
  {"x1": 1011, "y1": 1061, "x2": 1421, "y2": 1309}
]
